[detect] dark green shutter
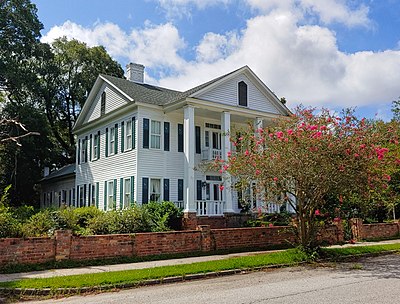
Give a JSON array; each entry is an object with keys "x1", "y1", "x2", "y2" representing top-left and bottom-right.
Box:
[
  {"x1": 88, "y1": 184, "x2": 91, "y2": 206},
  {"x1": 114, "y1": 124, "x2": 118, "y2": 155},
  {"x1": 105, "y1": 128, "x2": 109, "y2": 157},
  {"x1": 96, "y1": 182, "x2": 99, "y2": 209},
  {"x1": 97, "y1": 131, "x2": 100, "y2": 159},
  {"x1": 164, "y1": 122, "x2": 170, "y2": 151},
  {"x1": 130, "y1": 176, "x2": 135, "y2": 206},
  {"x1": 196, "y1": 180, "x2": 202, "y2": 200},
  {"x1": 195, "y1": 126, "x2": 201, "y2": 154},
  {"x1": 76, "y1": 186, "x2": 80, "y2": 207},
  {"x1": 132, "y1": 117, "x2": 136, "y2": 149},
  {"x1": 178, "y1": 124, "x2": 184, "y2": 152},
  {"x1": 120, "y1": 177, "x2": 123, "y2": 209},
  {"x1": 143, "y1": 118, "x2": 149, "y2": 149},
  {"x1": 142, "y1": 177, "x2": 149, "y2": 204},
  {"x1": 89, "y1": 134, "x2": 92, "y2": 161},
  {"x1": 121, "y1": 121, "x2": 125, "y2": 152},
  {"x1": 77, "y1": 139, "x2": 81, "y2": 164},
  {"x1": 85, "y1": 136, "x2": 88, "y2": 162},
  {"x1": 178, "y1": 179, "x2": 184, "y2": 201},
  {"x1": 163, "y1": 179, "x2": 170, "y2": 201},
  {"x1": 104, "y1": 181, "x2": 107, "y2": 210},
  {"x1": 113, "y1": 179, "x2": 117, "y2": 209}
]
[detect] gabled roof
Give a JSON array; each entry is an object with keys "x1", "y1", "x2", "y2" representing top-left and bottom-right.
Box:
[{"x1": 39, "y1": 164, "x2": 76, "y2": 183}]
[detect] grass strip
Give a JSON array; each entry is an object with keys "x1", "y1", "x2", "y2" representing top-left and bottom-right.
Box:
[
  {"x1": 0, "y1": 249, "x2": 307, "y2": 289},
  {"x1": 1, "y1": 243, "x2": 399, "y2": 291}
]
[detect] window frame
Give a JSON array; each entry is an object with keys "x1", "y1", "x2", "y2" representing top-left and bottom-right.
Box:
[
  {"x1": 93, "y1": 133, "x2": 99, "y2": 160},
  {"x1": 81, "y1": 138, "x2": 87, "y2": 163},
  {"x1": 125, "y1": 119, "x2": 132, "y2": 151},
  {"x1": 149, "y1": 178, "x2": 161, "y2": 202},
  {"x1": 238, "y1": 81, "x2": 248, "y2": 107},
  {"x1": 108, "y1": 180, "x2": 114, "y2": 209},
  {"x1": 109, "y1": 126, "x2": 116, "y2": 155},
  {"x1": 123, "y1": 178, "x2": 131, "y2": 208},
  {"x1": 100, "y1": 92, "x2": 106, "y2": 116},
  {"x1": 150, "y1": 120, "x2": 161, "y2": 149}
]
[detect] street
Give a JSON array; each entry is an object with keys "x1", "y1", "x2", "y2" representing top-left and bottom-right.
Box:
[{"x1": 21, "y1": 253, "x2": 400, "y2": 304}]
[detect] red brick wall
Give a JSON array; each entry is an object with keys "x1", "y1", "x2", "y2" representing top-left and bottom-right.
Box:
[
  {"x1": 211, "y1": 226, "x2": 296, "y2": 250},
  {"x1": 0, "y1": 237, "x2": 54, "y2": 265},
  {"x1": 70, "y1": 234, "x2": 134, "y2": 260},
  {"x1": 361, "y1": 223, "x2": 400, "y2": 240},
  {"x1": 133, "y1": 230, "x2": 202, "y2": 256}
]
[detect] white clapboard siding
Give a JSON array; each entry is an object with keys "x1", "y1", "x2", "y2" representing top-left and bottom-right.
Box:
[
  {"x1": 197, "y1": 74, "x2": 280, "y2": 114},
  {"x1": 76, "y1": 112, "x2": 138, "y2": 210},
  {"x1": 84, "y1": 83, "x2": 130, "y2": 124}
]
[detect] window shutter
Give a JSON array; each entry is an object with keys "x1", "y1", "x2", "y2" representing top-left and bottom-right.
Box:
[
  {"x1": 97, "y1": 131, "x2": 101, "y2": 159},
  {"x1": 76, "y1": 186, "x2": 80, "y2": 208},
  {"x1": 132, "y1": 117, "x2": 136, "y2": 149},
  {"x1": 89, "y1": 134, "x2": 92, "y2": 161},
  {"x1": 96, "y1": 182, "x2": 99, "y2": 209},
  {"x1": 114, "y1": 124, "x2": 118, "y2": 155},
  {"x1": 113, "y1": 179, "x2": 117, "y2": 209},
  {"x1": 178, "y1": 124, "x2": 184, "y2": 152},
  {"x1": 105, "y1": 128, "x2": 109, "y2": 157},
  {"x1": 85, "y1": 136, "x2": 88, "y2": 162},
  {"x1": 178, "y1": 179, "x2": 184, "y2": 201},
  {"x1": 88, "y1": 184, "x2": 91, "y2": 206},
  {"x1": 103, "y1": 181, "x2": 107, "y2": 211},
  {"x1": 143, "y1": 118, "x2": 149, "y2": 149},
  {"x1": 163, "y1": 179, "x2": 170, "y2": 201},
  {"x1": 195, "y1": 126, "x2": 201, "y2": 154},
  {"x1": 83, "y1": 184, "x2": 87, "y2": 207},
  {"x1": 142, "y1": 177, "x2": 149, "y2": 204},
  {"x1": 164, "y1": 122, "x2": 170, "y2": 151},
  {"x1": 120, "y1": 178, "x2": 124, "y2": 209},
  {"x1": 121, "y1": 121, "x2": 125, "y2": 152},
  {"x1": 196, "y1": 180, "x2": 202, "y2": 200},
  {"x1": 130, "y1": 176, "x2": 135, "y2": 206},
  {"x1": 77, "y1": 139, "x2": 81, "y2": 164}
]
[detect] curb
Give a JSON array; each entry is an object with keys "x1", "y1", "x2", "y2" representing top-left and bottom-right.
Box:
[{"x1": 1, "y1": 250, "x2": 398, "y2": 300}]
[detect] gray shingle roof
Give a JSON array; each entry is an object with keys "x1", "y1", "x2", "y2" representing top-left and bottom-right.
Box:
[
  {"x1": 39, "y1": 164, "x2": 76, "y2": 183},
  {"x1": 101, "y1": 67, "x2": 243, "y2": 106}
]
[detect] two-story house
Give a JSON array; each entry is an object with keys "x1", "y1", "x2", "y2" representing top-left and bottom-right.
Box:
[{"x1": 50, "y1": 63, "x2": 291, "y2": 225}]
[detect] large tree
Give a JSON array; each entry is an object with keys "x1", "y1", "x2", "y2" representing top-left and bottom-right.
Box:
[{"x1": 222, "y1": 107, "x2": 399, "y2": 249}]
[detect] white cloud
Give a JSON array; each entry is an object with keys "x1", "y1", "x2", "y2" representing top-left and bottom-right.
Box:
[
  {"x1": 156, "y1": 0, "x2": 232, "y2": 18},
  {"x1": 40, "y1": 0, "x2": 400, "y2": 112}
]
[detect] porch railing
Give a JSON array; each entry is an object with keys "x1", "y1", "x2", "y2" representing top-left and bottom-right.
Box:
[
  {"x1": 201, "y1": 148, "x2": 222, "y2": 161},
  {"x1": 196, "y1": 200, "x2": 225, "y2": 216},
  {"x1": 173, "y1": 201, "x2": 184, "y2": 209}
]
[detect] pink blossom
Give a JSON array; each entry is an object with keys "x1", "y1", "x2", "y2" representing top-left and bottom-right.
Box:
[
  {"x1": 354, "y1": 153, "x2": 359, "y2": 157},
  {"x1": 333, "y1": 217, "x2": 341, "y2": 222},
  {"x1": 269, "y1": 133, "x2": 274, "y2": 139},
  {"x1": 218, "y1": 169, "x2": 223, "y2": 173},
  {"x1": 275, "y1": 131, "x2": 284, "y2": 139},
  {"x1": 245, "y1": 150, "x2": 250, "y2": 156},
  {"x1": 227, "y1": 151, "x2": 231, "y2": 157},
  {"x1": 312, "y1": 131, "x2": 322, "y2": 138},
  {"x1": 219, "y1": 185, "x2": 224, "y2": 191},
  {"x1": 273, "y1": 177, "x2": 278, "y2": 182},
  {"x1": 315, "y1": 209, "x2": 321, "y2": 216},
  {"x1": 309, "y1": 125, "x2": 318, "y2": 131},
  {"x1": 255, "y1": 169, "x2": 261, "y2": 175},
  {"x1": 359, "y1": 144, "x2": 366, "y2": 149},
  {"x1": 287, "y1": 129, "x2": 294, "y2": 135},
  {"x1": 257, "y1": 128, "x2": 264, "y2": 133},
  {"x1": 320, "y1": 125, "x2": 327, "y2": 131},
  {"x1": 269, "y1": 223, "x2": 274, "y2": 227},
  {"x1": 238, "y1": 137, "x2": 244, "y2": 141},
  {"x1": 339, "y1": 195, "x2": 343, "y2": 203},
  {"x1": 383, "y1": 174, "x2": 391, "y2": 181}
]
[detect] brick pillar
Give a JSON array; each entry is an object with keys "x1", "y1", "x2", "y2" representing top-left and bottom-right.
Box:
[
  {"x1": 182, "y1": 212, "x2": 198, "y2": 230},
  {"x1": 350, "y1": 218, "x2": 363, "y2": 241},
  {"x1": 55, "y1": 230, "x2": 72, "y2": 261},
  {"x1": 334, "y1": 220, "x2": 344, "y2": 243},
  {"x1": 197, "y1": 225, "x2": 212, "y2": 252}
]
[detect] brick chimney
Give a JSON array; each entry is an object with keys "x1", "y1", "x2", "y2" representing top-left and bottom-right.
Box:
[{"x1": 125, "y1": 63, "x2": 145, "y2": 83}]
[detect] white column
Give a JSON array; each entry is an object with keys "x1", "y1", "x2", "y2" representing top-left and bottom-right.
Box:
[
  {"x1": 184, "y1": 105, "x2": 196, "y2": 213},
  {"x1": 221, "y1": 111, "x2": 234, "y2": 213},
  {"x1": 254, "y1": 117, "x2": 263, "y2": 131}
]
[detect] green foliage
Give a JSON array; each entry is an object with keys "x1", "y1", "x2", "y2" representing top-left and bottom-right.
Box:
[
  {"x1": 21, "y1": 209, "x2": 55, "y2": 237},
  {"x1": 145, "y1": 201, "x2": 183, "y2": 231},
  {"x1": 0, "y1": 210, "x2": 21, "y2": 238}
]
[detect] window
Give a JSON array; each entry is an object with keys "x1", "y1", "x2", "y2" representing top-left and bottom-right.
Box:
[
  {"x1": 124, "y1": 178, "x2": 131, "y2": 208},
  {"x1": 205, "y1": 131, "x2": 209, "y2": 147},
  {"x1": 125, "y1": 120, "x2": 132, "y2": 150},
  {"x1": 109, "y1": 126, "x2": 115, "y2": 155},
  {"x1": 150, "y1": 120, "x2": 161, "y2": 149},
  {"x1": 79, "y1": 185, "x2": 84, "y2": 207},
  {"x1": 108, "y1": 180, "x2": 114, "y2": 209},
  {"x1": 81, "y1": 138, "x2": 87, "y2": 163},
  {"x1": 100, "y1": 92, "x2": 106, "y2": 115},
  {"x1": 238, "y1": 81, "x2": 248, "y2": 107},
  {"x1": 91, "y1": 184, "x2": 96, "y2": 206},
  {"x1": 93, "y1": 133, "x2": 99, "y2": 160},
  {"x1": 149, "y1": 178, "x2": 161, "y2": 202},
  {"x1": 72, "y1": 188, "x2": 76, "y2": 207}
]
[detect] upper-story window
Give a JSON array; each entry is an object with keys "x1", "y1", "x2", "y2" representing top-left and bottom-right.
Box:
[
  {"x1": 150, "y1": 120, "x2": 161, "y2": 149},
  {"x1": 81, "y1": 138, "x2": 87, "y2": 163},
  {"x1": 100, "y1": 92, "x2": 106, "y2": 116},
  {"x1": 125, "y1": 120, "x2": 132, "y2": 150},
  {"x1": 93, "y1": 132, "x2": 99, "y2": 160},
  {"x1": 238, "y1": 81, "x2": 248, "y2": 107},
  {"x1": 109, "y1": 126, "x2": 116, "y2": 155}
]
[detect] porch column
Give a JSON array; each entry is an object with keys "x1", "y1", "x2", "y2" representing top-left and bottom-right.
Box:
[
  {"x1": 254, "y1": 117, "x2": 263, "y2": 131},
  {"x1": 184, "y1": 105, "x2": 196, "y2": 213},
  {"x1": 221, "y1": 111, "x2": 234, "y2": 213}
]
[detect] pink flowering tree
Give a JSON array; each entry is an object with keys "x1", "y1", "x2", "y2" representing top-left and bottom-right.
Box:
[{"x1": 221, "y1": 107, "x2": 399, "y2": 249}]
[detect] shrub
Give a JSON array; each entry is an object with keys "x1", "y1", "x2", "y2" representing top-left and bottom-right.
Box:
[
  {"x1": 73, "y1": 206, "x2": 103, "y2": 228},
  {"x1": 0, "y1": 210, "x2": 21, "y2": 238},
  {"x1": 21, "y1": 209, "x2": 55, "y2": 237},
  {"x1": 144, "y1": 201, "x2": 183, "y2": 231}
]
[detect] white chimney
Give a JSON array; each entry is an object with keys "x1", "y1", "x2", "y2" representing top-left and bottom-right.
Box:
[{"x1": 126, "y1": 63, "x2": 145, "y2": 83}]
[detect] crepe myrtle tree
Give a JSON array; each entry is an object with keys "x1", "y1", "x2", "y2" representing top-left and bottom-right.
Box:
[{"x1": 219, "y1": 107, "x2": 399, "y2": 249}]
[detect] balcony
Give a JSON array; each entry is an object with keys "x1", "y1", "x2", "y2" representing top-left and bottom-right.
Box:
[
  {"x1": 201, "y1": 148, "x2": 222, "y2": 161},
  {"x1": 196, "y1": 200, "x2": 225, "y2": 216}
]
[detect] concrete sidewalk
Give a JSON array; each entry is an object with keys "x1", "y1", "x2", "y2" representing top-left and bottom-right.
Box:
[{"x1": 1, "y1": 239, "x2": 399, "y2": 283}]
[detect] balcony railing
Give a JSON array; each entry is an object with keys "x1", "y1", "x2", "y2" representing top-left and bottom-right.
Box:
[
  {"x1": 201, "y1": 148, "x2": 222, "y2": 161},
  {"x1": 196, "y1": 200, "x2": 225, "y2": 216}
]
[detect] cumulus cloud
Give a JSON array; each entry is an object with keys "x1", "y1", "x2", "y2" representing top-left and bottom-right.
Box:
[
  {"x1": 156, "y1": 0, "x2": 232, "y2": 18},
  {"x1": 41, "y1": 0, "x2": 400, "y2": 111}
]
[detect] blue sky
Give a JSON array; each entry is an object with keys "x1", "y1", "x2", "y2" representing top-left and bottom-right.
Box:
[{"x1": 32, "y1": 0, "x2": 400, "y2": 119}]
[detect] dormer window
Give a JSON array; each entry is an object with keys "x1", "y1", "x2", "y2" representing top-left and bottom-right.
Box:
[
  {"x1": 238, "y1": 81, "x2": 248, "y2": 107},
  {"x1": 100, "y1": 92, "x2": 106, "y2": 116}
]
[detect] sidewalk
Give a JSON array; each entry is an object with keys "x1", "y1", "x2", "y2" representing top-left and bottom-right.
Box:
[{"x1": 1, "y1": 239, "x2": 399, "y2": 283}]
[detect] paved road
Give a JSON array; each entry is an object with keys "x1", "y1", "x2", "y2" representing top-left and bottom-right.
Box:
[{"x1": 20, "y1": 254, "x2": 400, "y2": 304}]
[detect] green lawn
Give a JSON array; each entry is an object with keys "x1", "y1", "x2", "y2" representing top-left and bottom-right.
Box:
[{"x1": 0, "y1": 243, "x2": 399, "y2": 290}]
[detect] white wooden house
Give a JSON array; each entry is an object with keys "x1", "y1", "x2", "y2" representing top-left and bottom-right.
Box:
[{"x1": 65, "y1": 64, "x2": 291, "y2": 218}]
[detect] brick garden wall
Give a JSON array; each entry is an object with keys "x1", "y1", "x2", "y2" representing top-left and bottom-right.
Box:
[{"x1": 0, "y1": 220, "x2": 398, "y2": 267}]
